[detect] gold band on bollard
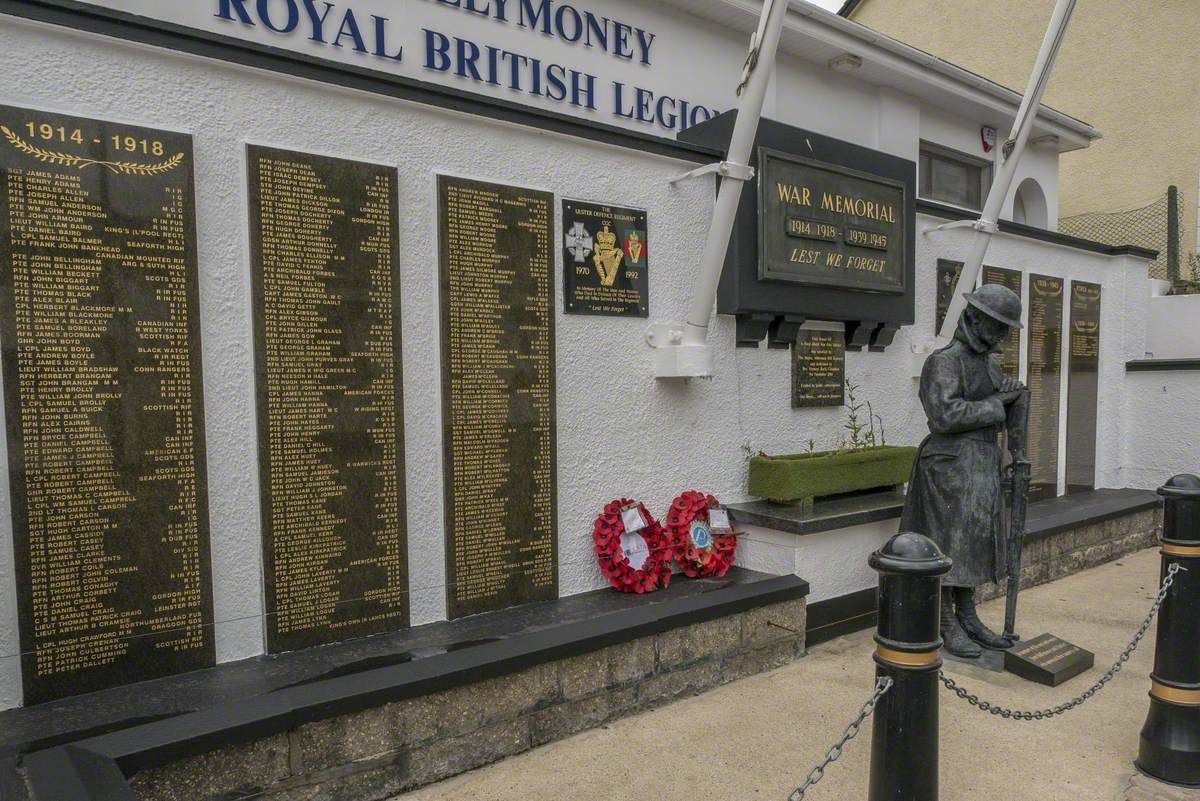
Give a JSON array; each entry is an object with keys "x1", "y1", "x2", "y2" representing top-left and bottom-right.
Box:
[
  {"x1": 1160, "y1": 542, "x2": 1200, "y2": 557},
  {"x1": 876, "y1": 645, "x2": 940, "y2": 667},
  {"x1": 1150, "y1": 680, "x2": 1200, "y2": 706}
]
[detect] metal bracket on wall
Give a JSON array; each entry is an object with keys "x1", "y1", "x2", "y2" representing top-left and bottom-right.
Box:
[
  {"x1": 668, "y1": 160, "x2": 755, "y2": 185},
  {"x1": 927, "y1": 218, "x2": 999, "y2": 235}
]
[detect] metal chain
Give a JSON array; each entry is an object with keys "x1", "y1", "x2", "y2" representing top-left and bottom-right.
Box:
[
  {"x1": 939, "y1": 562, "x2": 1185, "y2": 720},
  {"x1": 787, "y1": 676, "x2": 893, "y2": 801}
]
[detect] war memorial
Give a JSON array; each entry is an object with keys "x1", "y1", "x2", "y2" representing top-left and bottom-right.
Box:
[{"x1": 0, "y1": 1, "x2": 1197, "y2": 799}]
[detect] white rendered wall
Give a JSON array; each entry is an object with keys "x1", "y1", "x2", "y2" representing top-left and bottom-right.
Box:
[
  {"x1": 1121, "y1": 372, "x2": 1200, "y2": 489},
  {"x1": 0, "y1": 18, "x2": 1149, "y2": 709},
  {"x1": 1144, "y1": 295, "x2": 1200, "y2": 360},
  {"x1": 736, "y1": 520, "x2": 899, "y2": 605}
]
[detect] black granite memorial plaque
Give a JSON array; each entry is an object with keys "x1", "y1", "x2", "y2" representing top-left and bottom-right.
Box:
[
  {"x1": 1026, "y1": 275, "x2": 1064, "y2": 502},
  {"x1": 759, "y1": 150, "x2": 906, "y2": 295},
  {"x1": 792, "y1": 325, "x2": 845, "y2": 408},
  {"x1": 1004, "y1": 632, "x2": 1094, "y2": 686},
  {"x1": 935, "y1": 259, "x2": 963, "y2": 334},
  {"x1": 248, "y1": 145, "x2": 408, "y2": 653},
  {"x1": 0, "y1": 105, "x2": 214, "y2": 703},
  {"x1": 982, "y1": 266, "x2": 1023, "y2": 378},
  {"x1": 439, "y1": 176, "x2": 557, "y2": 619},
  {"x1": 1065, "y1": 282, "x2": 1101, "y2": 495},
  {"x1": 562, "y1": 200, "x2": 648, "y2": 317}
]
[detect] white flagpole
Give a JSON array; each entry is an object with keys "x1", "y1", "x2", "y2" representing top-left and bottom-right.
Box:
[
  {"x1": 647, "y1": 0, "x2": 789, "y2": 378},
  {"x1": 935, "y1": 0, "x2": 1078, "y2": 342}
]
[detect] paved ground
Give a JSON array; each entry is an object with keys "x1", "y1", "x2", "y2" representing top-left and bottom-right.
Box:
[{"x1": 394, "y1": 547, "x2": 1199, "y2": 801}]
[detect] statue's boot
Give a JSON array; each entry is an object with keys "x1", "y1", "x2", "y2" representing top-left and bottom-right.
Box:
[
  {"x1": 940, "y1": 589, "x2": 982, "y2": 658},
  {"x1": 954, "y1": 587, "x2": 1015, "y2": 650}
]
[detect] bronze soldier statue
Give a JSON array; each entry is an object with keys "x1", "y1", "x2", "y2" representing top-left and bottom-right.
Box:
[{"x1": 902, "y1": 284, "x2": 1030, "y2": 658}]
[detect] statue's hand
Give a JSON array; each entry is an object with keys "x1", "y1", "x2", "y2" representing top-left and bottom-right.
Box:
[
  {"x1": 997, "y1": 377, "x2": 1026, "y2": 405},
  {"x1": 998, "y1": 376, "x2": 1026, "y2": 394}
]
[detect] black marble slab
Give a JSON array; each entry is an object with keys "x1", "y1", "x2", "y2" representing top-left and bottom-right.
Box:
[
  {"x1": 0, "y1": 104, "x2": 214, "y2": 704},
  {"x1": 248, "y1": 144, "x2": 409, "y2": 654},
  {"x1": 0, "y1": 567, "x2": 805, "y2": 762},
  {"x1": 438, "y1": 175, "x2": 558, "y2": 620},
  {"x1": 728, "y1": 489, "x2": 906, "y2": 536},
  {"x1": 1004, "y1": 632, "x2": 1095, "y2": 686}
]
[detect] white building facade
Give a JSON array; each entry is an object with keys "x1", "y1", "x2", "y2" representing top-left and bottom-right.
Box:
[{"x1": 0, "y1": 0, "x2": 1178, "y2": 711}]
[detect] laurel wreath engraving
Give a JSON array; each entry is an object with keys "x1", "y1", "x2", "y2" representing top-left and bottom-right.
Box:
[{"x1": 0, "y1": 125, "x2": 184, "y2": 176}]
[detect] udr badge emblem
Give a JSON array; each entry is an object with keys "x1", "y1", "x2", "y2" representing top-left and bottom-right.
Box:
[
  {"x1": 564, "y1": 221, "x2": 593, "y2": 263},
  {"x1": 690, "y1": 519, "x2": 713, "y2": 550}
]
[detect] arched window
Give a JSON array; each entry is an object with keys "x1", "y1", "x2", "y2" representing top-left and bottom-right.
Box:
[{"x1": 1013, "y1": 177, "x2": 1048, "y2": 228}]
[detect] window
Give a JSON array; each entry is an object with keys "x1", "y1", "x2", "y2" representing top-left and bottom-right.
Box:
[{"x1": 919, "y1": 142, "x2": 992, "y2": 211}]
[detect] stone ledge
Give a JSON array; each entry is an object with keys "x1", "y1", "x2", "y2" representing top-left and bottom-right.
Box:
[
  {"x1": 127, "y1": 598, "x2": 807, "y2": 801},
  {"x1": 3, "y1": 568, "x2": 807, "y2": 801},
  {"x1": 979, "y1": 506, "x2": 1161, "y2": 602}
]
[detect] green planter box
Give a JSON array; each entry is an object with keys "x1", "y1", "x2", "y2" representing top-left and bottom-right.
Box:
[{"x1": 748, "y1": 446, "x2": 917, "y2": 509}]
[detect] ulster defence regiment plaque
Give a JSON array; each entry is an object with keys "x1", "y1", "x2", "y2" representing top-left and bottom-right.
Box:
[
  {"x1": 562, "y1": 200, "x2": 648, "y2": 317},
  {"x1": 248, "y1": 145, "x2": 409, "y2": 653},
  {"x1": 0, "y1": 105, "x2": 214, "y2": 703}
]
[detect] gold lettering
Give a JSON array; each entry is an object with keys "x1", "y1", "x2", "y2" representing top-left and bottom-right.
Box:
[{"x1": 776, "y1": 183, "x2": 813, "y2": 206}]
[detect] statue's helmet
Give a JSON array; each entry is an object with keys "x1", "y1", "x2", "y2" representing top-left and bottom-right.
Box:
[{"x1": 963, "y1": 284, "x2": 1023, "y2": 329}]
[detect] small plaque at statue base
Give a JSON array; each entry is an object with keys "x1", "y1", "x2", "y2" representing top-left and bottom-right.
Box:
[{"x1": 1004, "y1": 632, "x2": 1094, "y2": 687}]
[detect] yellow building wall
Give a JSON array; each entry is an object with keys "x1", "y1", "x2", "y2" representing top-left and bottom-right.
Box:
[{"x1": 849, "y1": 0, "x2": 1200, "y2": 262}]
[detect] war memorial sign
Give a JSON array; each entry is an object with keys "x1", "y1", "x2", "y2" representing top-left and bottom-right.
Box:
[
  {"x1": 0, "y1": 105, "x2": 214, "y2": 703},
  {"x1": 758, "y1": 149, "x2": 906, "y2": 296}
]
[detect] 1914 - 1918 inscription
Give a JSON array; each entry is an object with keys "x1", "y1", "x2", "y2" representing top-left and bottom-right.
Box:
[
  {"x1": 562, "y1": 200, "x2": 648, "y2": 317},
  {"x1": 1027, "y1": 275, "x2": 1064, "y2": 502},
  {"x1": 1065, "y1": 282, "x2": 1101, "y2": 495},
  {"x1": 248, "y1": 145, "x2": 408, "y2": 653},
  {"x1": 0, "y1": 105, "x2": 214, "y2": 703},
  {"x1": 759, "y1": 149, "x2": 906, "y2": 295},
  {"x1": 982, "y1": 266, "x2": 1023, "y2": 378},
  {"x1": 792, "y1": 324, "x2": 845, "y2": 408},
  {"x1": 439, "y1": 176, "x2": 557, "y2": 619}
]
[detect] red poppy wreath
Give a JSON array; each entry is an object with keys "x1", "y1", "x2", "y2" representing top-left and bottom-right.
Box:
[
  {"x1": 665, "y1": 490, "x2": 738, "y2": 578},
  {"x1": 593, "y1": 499, "x2": 673, "y2": 593}
]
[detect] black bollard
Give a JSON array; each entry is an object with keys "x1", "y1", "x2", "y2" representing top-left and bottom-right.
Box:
[
  {"x1": 868, "y1": 532, "x2": 953, "y2": 801},
  {"x1": 1138, "y1": 474, "x2": 1200, "y2": 786}
]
